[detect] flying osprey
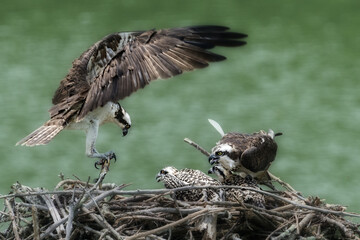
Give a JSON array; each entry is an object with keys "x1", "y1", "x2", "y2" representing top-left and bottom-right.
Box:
[
  {"x1": 16, "y1": 26, "x2": 247, "y2": 167},
  {"x1": 208, "y1": 119, "x2": 282, "y2": 182},
  {"x1": 156, "y1": 166, "x2": 223, "y2": 201}
]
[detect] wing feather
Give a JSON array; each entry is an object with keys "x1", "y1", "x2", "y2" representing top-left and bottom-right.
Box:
[{"x1": 76, "y1": 25, "x2": 247, "y2": 119}]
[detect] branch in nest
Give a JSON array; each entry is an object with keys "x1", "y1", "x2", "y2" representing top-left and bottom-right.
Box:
[{"x1": 184, "y1": 138, "x2": 210, "y2": 157}]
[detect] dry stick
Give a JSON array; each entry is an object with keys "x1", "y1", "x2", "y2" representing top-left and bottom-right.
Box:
[
  {"x1": 125, "y1": 208, "x2": 219, "y2": 240},
  {"x1": 32, "y1": 206, "x2": 40, "y2": 240},
  {"x1": 5, "y1": 199, "x2": 20, "y2": 240},
  {"x1": 298, "y1": 213, "x2": 315, "y2": 234},
  {"x1": 272, "y1": 213, "x2": 315, "y2": 240},
  {"x1": 321, "y1": 216, "x2": 356, "y2": 239},
  {"x1": 41, "y1": 193, "x2": 65, "y2": 237},
  {"x1": 55, "y1": 179, "x2": 92, "y2": 190},
  {"x1": 184, "y1": 138, "x2": 210, "y2": 157},
  {"x1": 82, "y1": 207, "x2": 123, "y2": 240},
  {"x1": 0, "y1": 208, "x2": 32, "y2": 224},
  {"x1": 65, "y1": 200, "x2": 75, "y2": 240},
  {"x1": 267, "y1": 172, "x2": 300, "y2": 195},
  {"x1": 40, "y1": 217, "x2": 68, "y2": 239},
  {"x1": 108, "y1": 186, "x2": 360, "y2": 218},
  {"x1": 83, "y1": 184, "x2": 130, "y2": 209},
  {"x1": 74, "y1": 222, "x2": 103, "y2": 236}
]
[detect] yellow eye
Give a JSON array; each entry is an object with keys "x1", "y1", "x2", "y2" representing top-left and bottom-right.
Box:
[
  {"x1": 126, "y1": 124, "x2": 131, "y2": 129},
  {"x1": 217, "y1": 151, "x2": 223, "y2": 156},
  {"x1": 160, "y1": 170, "x2": 166, "y2": 174}
]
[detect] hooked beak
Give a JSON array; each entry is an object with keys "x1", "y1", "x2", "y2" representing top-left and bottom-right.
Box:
[
  {"x1": 208, "y1": 154, "x2": 219, "y2": 165},
  {"x1": 122, "y1": 128, "x2": 128, "y2": 136},
  {"x1": 122, "y1": 124, "x2": 130, "y2": 136},
  {"x1": 155, "y1": 174, "x2": 161, "y2": 182}
]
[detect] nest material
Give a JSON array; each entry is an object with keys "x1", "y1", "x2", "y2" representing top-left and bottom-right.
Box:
[{"x1": 1, "y1": 173, "x2": 360, "y2": 240}]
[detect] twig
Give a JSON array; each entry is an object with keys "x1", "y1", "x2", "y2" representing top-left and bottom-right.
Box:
[
  {"x1": 110, "y1": 186, "x2": 360, "y2": 218},
  {"x1": 32, "y1": 206, "x2": 40, "y2": 240},
  {"x1": 184, "y1": 138, "x2": 210, "y2": 157},
  {"x1": 82, "y1": 207, "x2": 123, "y2": 240},
  {"x1": 298, "y1": 213, "x2": 315, "y2": 234},
  {"x1": 40, "y1": 217, "x2": 68, "y2": 239},
  {"x1": 272, "y1": 213, "x2": 315, "y2": 240},
  {"x1": 267, "y1": 172, "x2": 302, "y2": 198},
  {"x1": 41, "y1": 193, "x2": 65, "y2": 237},
  {"x1": 5, "y1": 199, "x2": 20, "y2": 240},
  {"x1": 65, "y1": 201, "x2": 75, "y2": 240},
  {"x1": 83, "y1": 184, "x2": 130, "y2": 209},
  {"x1": 321, "y1": 215, "x2": 356, "y2": 239},
  {"x1": 125, "y1": 208, "x2": 218, "y2": 240}
]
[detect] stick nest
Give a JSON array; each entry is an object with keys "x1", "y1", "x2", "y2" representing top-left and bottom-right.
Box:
[{"x1": 1, "y1": 173, "x2": 360, "y2": 240}]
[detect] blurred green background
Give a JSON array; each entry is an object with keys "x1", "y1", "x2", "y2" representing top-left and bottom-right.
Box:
[{"x1": 1, "y1": 0, "x2": 359, "y2": 214}]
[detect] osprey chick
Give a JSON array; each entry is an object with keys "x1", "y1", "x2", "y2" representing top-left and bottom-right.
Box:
[
  {"x1": 156, "y1": 166, "x2": 223, "y2": 201},
  {"x1": 16, "y1": 25, "x2": 247, "y2": 166},
  {"x1": 208, "y1": 165, "x2": 265, "y2": 208}
]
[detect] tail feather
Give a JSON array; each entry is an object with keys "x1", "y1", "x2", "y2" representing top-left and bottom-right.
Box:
[{"x1": 16, "y1": 123, "x2": 64, "y2": 146}]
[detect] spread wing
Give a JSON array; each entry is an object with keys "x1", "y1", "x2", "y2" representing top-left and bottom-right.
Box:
[{"x1": 78, "y1": 25, "x2": 247, "y2": 119}]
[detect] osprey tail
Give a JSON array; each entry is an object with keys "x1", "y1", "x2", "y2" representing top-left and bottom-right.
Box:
[{"x1": 16, "y1": 121, "x2": 64, "y2": 146}]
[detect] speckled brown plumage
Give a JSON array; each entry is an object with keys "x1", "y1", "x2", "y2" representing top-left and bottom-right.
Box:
[
  {"x1": 209, "y1": 165, "x2": 265, "y2": 208},
  {"x1": 156, "y1": 166, "x2": 223, "y2": 202}
]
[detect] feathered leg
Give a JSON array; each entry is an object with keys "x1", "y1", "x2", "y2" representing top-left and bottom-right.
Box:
[{"x1": 85, "y1": 120, "x2": 116, "y2": 169}]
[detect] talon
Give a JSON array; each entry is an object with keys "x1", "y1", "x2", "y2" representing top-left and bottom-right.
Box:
[
  {"x1": 105, "y1": 151, "x2": 116, "y2": 161},
  {"x1": 92, "y1": 151, "x2": 116, "y2": 169},
  {"x1": 94, "y1": 159, "x2": 105, "y2": 169}
]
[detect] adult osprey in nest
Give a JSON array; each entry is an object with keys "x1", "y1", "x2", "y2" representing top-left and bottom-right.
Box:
[
  {"x1": 207, "y1": 119, "x2": 282, "y2": 182},
  {"x1": 16, "y1": 25, "x2": 247, "y2": 167}
]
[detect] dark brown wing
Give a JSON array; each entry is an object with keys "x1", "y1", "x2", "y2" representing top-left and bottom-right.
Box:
[
  {"x1": 77, "y1": 25, "x2": 247, "y2": 119},
  {"x1": 218, "y1": 132, "x2": 252, "y2": 159},
  {"x1": 240, "y1": 132, "x2": 278, "y2": 172}
]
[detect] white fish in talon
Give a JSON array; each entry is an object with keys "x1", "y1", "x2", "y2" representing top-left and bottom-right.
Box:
[{"x1": 16, "y1": 25, "x2": 247, "y2": 167}]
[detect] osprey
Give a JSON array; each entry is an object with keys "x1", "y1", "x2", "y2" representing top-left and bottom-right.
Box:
[
  {"x1": 208, "y1": 119, "x2": 282, "y2": 182},
  {"x1": 208, "y1": 164, "x2": 265, "y2": 207},
  {"x1": 16, "y1": 26, "x2": 247, "y2": 167},
  {"x1": 156, "y1": 166, "x2": 223, "y2": 201}
]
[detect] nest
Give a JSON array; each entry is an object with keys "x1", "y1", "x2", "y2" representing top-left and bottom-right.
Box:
[
  {"x1": 1, "y1": 138, "x2": 360, "y2": 240},
  {"x1": 1, "y1": 171, "x2": 360, "y2": 240}
]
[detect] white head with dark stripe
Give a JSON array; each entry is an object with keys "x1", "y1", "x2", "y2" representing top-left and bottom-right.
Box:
[
  {"x1": 113, "y1": 103, "x2": 131, "y2": 136},
  {"x1": 208, "y1": 165, "x2": 229, "y2": 183}
]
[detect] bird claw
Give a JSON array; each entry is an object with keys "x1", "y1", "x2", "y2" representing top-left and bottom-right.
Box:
[{"x1": 94, "y1": 151, "x2": 117, "y2": 169}]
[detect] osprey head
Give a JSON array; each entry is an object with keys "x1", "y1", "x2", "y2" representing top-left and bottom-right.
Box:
[
  {"x1": 208, "y1": 165, "x2": 228, "y2": 182},
  {"x1": 208, "y1": 143, "x2": 234, "y2": 165},
  {"x1": 114, "y1": 103, "x2": 131, "y2": 136},
  {"x1": 156, "y1": 166, "x2": 178, "y2": 182}
]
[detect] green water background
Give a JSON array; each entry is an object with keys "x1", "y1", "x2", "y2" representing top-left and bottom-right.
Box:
[{"x1": 1, "y1": 0, "x2": 359, "y2": 214}]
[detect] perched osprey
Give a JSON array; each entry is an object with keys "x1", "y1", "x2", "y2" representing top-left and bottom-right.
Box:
[
  {"x1": 156, "y1": 166, "x2": 223, "y2": 201},
  {"x1": 16, "y1": 26, "x2": 247, "y2": 166},
  {"x1": 208, "y1": 120, "x2": 282, "y2": 182},
  {"x1": 208, "y1": 165, "x2": 265, "y2": 208}
]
